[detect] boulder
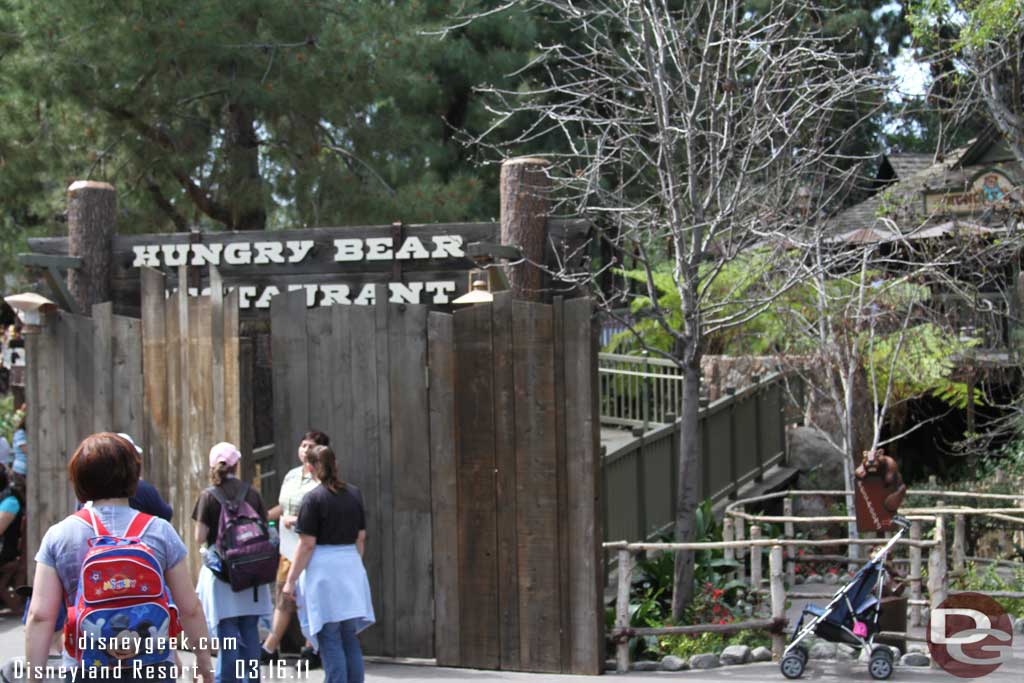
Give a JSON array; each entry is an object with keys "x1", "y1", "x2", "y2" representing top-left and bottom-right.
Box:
[
  {"x1": 660, "y1": 655, "x2": 688, "y2": 672},
  {"x1": 631, "y1": 660, "x2": 660, "y2": 671},
  {"x1": 901, "y1": 653, "x2": 930, "y2": 667},
  {"x1": 719, "y1": 645, "x2": 752, "y2": 665},
  {"x1": 805, "y1": 574, "x2": 824, "y2": 584},
  {"x1": 787, "y1": 426, "x2": 848, "y2": 492},
  {"x1": 794, "y1": 575, "x2": 805, "y2": 585},
  {"x1": 751, "y1": 646, "x2": 773, "y2": 662},
  {"x1": 689, "y1": 653, "x2": 721, "y2": 670},
  {"x1": 824, "y1": 573, "x2": 839, "y2": 585},
  {"x1": 809, "y1": 641, "x2": 837, "y2": 659},
  {"x1": 1014, "y1": 617, "x2": 1024, "y2": 635}
]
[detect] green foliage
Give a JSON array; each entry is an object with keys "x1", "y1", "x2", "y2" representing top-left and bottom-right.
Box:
[
  {"x1": 0, "y1": 396, "x2": 24, "y2": 441},
  {"x1": 953, "y1": 562, "x2": 1024, "y2": 617}
]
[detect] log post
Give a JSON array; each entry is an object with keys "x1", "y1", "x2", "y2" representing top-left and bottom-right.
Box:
[
  {"x1": 909, "y1": 520, "x2": 922, "y2": 627},
  {"x1": 928, "y1": 516, "x2": 948, "y2": 613},
  {"x1": 67, "y1": 181, "x2": 117, "y2": 313},
  {"x1": 723, "y1": 517, "x2": 736, "y2": 579},
  {"x1": 735, "y1": 507, "x2": 747, "y2": 583},
  {"x1": 770, "y1": 545, "x2": 785, "y2": 660},
  {"x1": 783, "y1": 496, "x2": 795, "y2": 585},
  {"x1": 500, "y1": 157, "x2": 550, "y2": 302},
  {"x1": 952, "y1": 514, "x2": 966, "y2": 573},
  {"x1": 750, "y1": 525, "x2": 763, "y2": 591},
  {"x1": 615, "y1": 548, "x2": 633, "y2": 673}
]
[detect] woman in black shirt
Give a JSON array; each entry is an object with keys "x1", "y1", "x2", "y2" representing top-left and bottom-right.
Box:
[{"x1": 282, "y1": 445, "x2": 374, "y2": 683}]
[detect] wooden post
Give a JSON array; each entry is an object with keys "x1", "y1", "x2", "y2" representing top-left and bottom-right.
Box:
[
  {"x1": 783, "y1": 496, "x2": 795, "y2": 585},
  {"x1": 909, "y1": 520, "x2": 922, "y2": 627},
  {"x1": 500, "y1": 157, "x2": 550, "y2": 302},
  {"x1": 952, "y1": 514, "x2": 966, "y2": 573},
  {"x1": 928, "y1": 516, "x2": 948, "y2": 614},
  {"x1": 723, "y1": 517, "x2": 736, "y2": 578},
  {"x1": 735, "y1": 506, "x2": 747, "y2": 583},
  {"x1": 67, "y1": 181, "x2": 116, "y2": 313},
  {"x1": 616, "y1": 548, "x2": 633, "y2": 673},
  {"x1": 750, "y1": 525, "x2": 763, "y2": 591},
  {"x1": 770, "y1": 545, "x2": 785, "y2": 660},
  {"x1": 995, "y1": 470, "x2": 1010, "y2": 552}
]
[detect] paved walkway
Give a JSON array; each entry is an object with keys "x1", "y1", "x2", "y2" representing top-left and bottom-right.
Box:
[{"x1": 2, "y1": 612, "x2": 1023, "y2": 681}]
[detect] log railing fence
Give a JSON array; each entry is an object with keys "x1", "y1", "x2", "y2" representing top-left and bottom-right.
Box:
[{"x1": 605, "y1": 488, "x2": 1024, "y2": 673}]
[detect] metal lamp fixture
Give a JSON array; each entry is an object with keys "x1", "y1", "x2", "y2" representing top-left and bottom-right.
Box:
[
  {"x1": 452, "y1": 271, "x2": 494, "y2": 305},
  {"x1": 4, "y1": 292, "x2": 57, "y2": 326}
]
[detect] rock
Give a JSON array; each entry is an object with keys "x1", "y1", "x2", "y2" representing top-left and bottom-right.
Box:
[
  {"x1": 631, "y1": 660, "x2": 660, "y2": 671},
  {"x1": 604, "y1": 659, "x2": 617, "y2": 672},
  {"x1": 689, "y1": 653, "x2": 721, "y2": 670},
  {"x1": 751, "y1": 646, "x2": 773, "y2": 662},
  {"x1": 787, "y1": 426, "x2": 848, "y2": 491},
  {"x1": 660, "y1": 655, "x2": 688, "y2": 672},
  {"x1": 809, "y1": 641, "x2": 837, "y2": 659},
  {"x1": 719, "y1": 645, "x2": 752, "y2": 665},
  {"x1": 824, "y1": 573, "x2": 839, "y2": 585},
  {"x1": 901, "y1": 653, "x2": 930, "y2": 667},
  {"x1": 907, "y1": 643, "x2": 928, "y2": 654},
  {"x1": 1014, "y1": 617, "x2": 1024, "y2": 635},
  {"x1": 806, "y1": 574, "x2": 824, "y2": 584},
  {"x1": 794, "y1": 575, "x2": 805, "y2": 585},
  {"x1": 836, "y1": 645, "x2": 857, "y2": 661}
]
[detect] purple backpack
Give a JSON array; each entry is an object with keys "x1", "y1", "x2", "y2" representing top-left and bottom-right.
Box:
[{"x1": 208, "y1": 485, "x2": 278, "y2": 593}]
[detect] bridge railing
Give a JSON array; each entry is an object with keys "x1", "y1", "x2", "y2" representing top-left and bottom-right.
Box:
[
  {"x1": 599, "y1": 352, "x2": 684, "y2": 426},
  {"x1": 602, "y1": 372, "x2": 795, "y2": 541}
]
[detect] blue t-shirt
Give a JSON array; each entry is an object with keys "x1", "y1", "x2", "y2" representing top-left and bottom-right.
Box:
[
  {"x1": 0, "y1": 495, "x2": 20, "y2": 516},
  {"x1": 11, "y1": 429, "x2": 27, "y2": 475},
  {"x1": 130, "y1": 479, "x2": 174, "y2": 522}
]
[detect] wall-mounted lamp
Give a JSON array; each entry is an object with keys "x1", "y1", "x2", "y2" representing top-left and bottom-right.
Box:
[
  {"x1": 4, "y1": 292, "x2": 57, "y2": 327},
  {"x1": 452, "y1": 271, "x2": 494, "y2": 305}
]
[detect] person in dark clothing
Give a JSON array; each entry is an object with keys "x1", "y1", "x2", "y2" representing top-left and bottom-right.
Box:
[
  {"x1": 119, "y1": 433, "x2": 173, "y2": 521},
  {"x1": 0, "y1": 463, "x2": 25, "y2": 611}
]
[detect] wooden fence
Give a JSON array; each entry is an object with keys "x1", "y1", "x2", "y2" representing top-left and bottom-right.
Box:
[
  {"x1": 24, "y1": 303, "x2": 144, "y2": 574},
  {"x1": 602, "y1": 372, "x2": 789, "y2": 541},
  {"x1": 269, "y1": 290, "x2": 603, "y2": 673}
]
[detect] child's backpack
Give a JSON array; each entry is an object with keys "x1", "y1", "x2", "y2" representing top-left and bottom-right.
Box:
[
  {"x1": 64, "y1": 509, "x2": 181, "y2": 669},
  {"x1": 208, "y1": 484, "x2": 278, "y2": 594}
]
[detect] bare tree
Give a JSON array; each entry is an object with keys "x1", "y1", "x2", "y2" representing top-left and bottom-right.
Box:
[{"x1": 453, "y1": 0, "x2": 884, "y2": 616}]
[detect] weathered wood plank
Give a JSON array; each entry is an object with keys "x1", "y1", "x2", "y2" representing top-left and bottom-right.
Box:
[
  {"x1": 24, "y1": 327, "x2": 42, "y2": 582},
  {"x1": 552, "y1": 297, "x2": 571, "y2": 673},
  {"x1": 305, "y1": 307, "x2": 333, "y2": 433},
  {"x1": 112, "y1": 315, "x2": 144, "y2": 442},
  {"x1": 512, "y1": 301, "x2": 560, "y2": 672},
  {"x1": 374, "y1": 286, "x2": 396, "y2": 657},
  {"x1": 343, "y1": 304, "x2": 385, "y2": 656},
  {"x1": 141, "y1": 268, "x2": 170, "y2": 497},
  {"x1": 563, "y1": 298, "x2": 603, "y2": 674},
  {"x1": 223, "y1": 288, "x2": 242, "y2": 449},
  {"x1": 490, "y1": 293, "x2": 520, "y2": 670},
  {"x1": 64, "y1": 314, "x2": 92, "y2": 515},
  {"x1": 388, "y1": 303, "x2": 433, "y2": 658},
  {"x1": 186, "y1": 296, "x2": 213, "y2": 580},
  {"x1": 164, "y1": 286, "x2": 183, "y2": 539},
  {"x1": 453, "y1": 303, "x2": 500, "y2": 669},
  {"x1": 210, "y1": 266, "x2": 226, "y2": 440},
  {"x1": 269, "y1": 289, "x2": 309, "y2": 498},
  {"x1": 428, "y1": 312, "x2": 459, "y2": 667},
  {"x1": 92, "y1": 303, "x2": 113, "y2": 433}
]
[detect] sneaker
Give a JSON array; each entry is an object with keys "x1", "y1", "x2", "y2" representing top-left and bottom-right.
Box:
[
  {"x1": 260, "y1": 647, "x2": 278, "y2": 665},
  {"x1": 300, "y1": 646, "x2": 321, "y2": 670}
]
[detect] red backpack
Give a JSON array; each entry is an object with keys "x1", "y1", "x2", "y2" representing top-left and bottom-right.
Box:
[{"x1": 64, "y1": 509, "x2": 182, "y2": 668}]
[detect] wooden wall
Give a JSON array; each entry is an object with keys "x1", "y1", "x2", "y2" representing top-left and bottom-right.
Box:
[
  {"x1": 25, "y1": 303, "x2": 144, "y2": 580},
  {"x1": 270, "y1": 290, "x2": 603, "y2": 672}
]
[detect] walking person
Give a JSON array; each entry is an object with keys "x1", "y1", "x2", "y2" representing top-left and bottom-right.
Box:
[
  {"x1": 24, "y1": 433, "x2": 214, "y2": 683},
  {"x1": 119, "y1": 433, "x2": 174, "y2": 521},
  {"x1": 260, "y1": 431, "x2": 330, "y2": 665},
  {"x1": 283, "y1": 445, "x2": 374, "y2": 683},
  {"x1": 193, "y1": 442, "x2": 274, "y2": 683},
  {"x1": 0, "y1": 463, "x2": 25, "y2": 612}
]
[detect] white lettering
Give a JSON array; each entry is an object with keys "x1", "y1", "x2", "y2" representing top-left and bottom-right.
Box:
[
  {"x1": 389, "y1": 282, "x2": 424, "y2": 303},
  {"x1": 131, "y1": 245, "x2": 161, "y2": 268},
  {"x1": 353, "y1": 284, "x2": 376, "y2": 305},
  {"x1": 320, "y1": 284, "x2": 351, "y2": 306},
  {"x1": 161, "y1": 244, "x2": 190, "y2": 267},
  {"x1": 931, "y1": 609, "x2": 992, "y2": 645},
  {"x1": 395, "y1": 236, "x2": 431, "y2": 260},
  {"x1": 253, "y1": 241, "x2": 286, "y2": 264},
  {"x1": 224, "y1": 242, "x2": 252, "y2": 265},
  {"x1": 254, "y1": 286, "x2": 280, "y2": 309},
  {"x1": 424, "y1": 281, "x2": 457, "y2": 304},
  {"x1": 237, "y1": 286, "x2": 258, "y2": 308},
  {"x1": 286, "y1": 240, "x2": 315, "y2": 263},
  {"x1": 364, "y1": 237, "x2": 393, "y2": 261},
  {"x1": 190, "y1": 243, "x2": 223, "y2": 266},
  {"x1": 431, "y1": 235, "x2": 464, "y2": 258},
  {"x1": 333, "y1": 238, "x2": 363, "y2": 262}
]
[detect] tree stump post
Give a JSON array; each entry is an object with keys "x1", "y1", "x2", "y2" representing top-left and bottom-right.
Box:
[
  {"x1": 952, "y1": 513, "x2": 966, "y2": 573},
  {"x1": 735, "y1": 506, "x2": 747, "y2": 583},
  {"x1": 67, "y1": 181, "x2": 117, "y2": 313},
  {"x1": 750, "y1": 525, "x2": 763, "y2": 591},
  {"x1": 500, "y1": 157, "x2": 550, "y2": 302},
  {"x1": 783, "y1": 496, "x2": 795, "y2": 585},
  {"x1": 909, "y1": 520, "x2": 922, "y2": 627},
  {"x1": 615, "y1": 548, "x2": 633, "y2": 673},
  {"x1": 723, "y1": 517, "x2": 735, "y2": 579},
  {"x1": 928, "y1": 516, "x2": 948, "y2": 671},
  {"x1": 770, "y1": 545, "x2": 785, "y2": 660}
]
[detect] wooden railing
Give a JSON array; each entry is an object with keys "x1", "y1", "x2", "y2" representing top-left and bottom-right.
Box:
[
  {"x1": 599, "y1": 352, "x2": 684, "y2": 427},
  {"x1": 602, "y1": 372, "x2": 791, "y2": 541}
]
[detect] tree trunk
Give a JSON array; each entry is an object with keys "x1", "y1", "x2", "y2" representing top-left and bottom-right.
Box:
[
  {"x1": 671, "y1": 358, "x2": 702, "y2": 620},
  {"x1": 500, "y1": 157, "x2": 550, "y2": 301},
  {"x1": 223, "y1": 102, "x2": 266, "y2": 231},
  {"x1": 67, "y1": 180, "x2": 116, "y2": 313}
]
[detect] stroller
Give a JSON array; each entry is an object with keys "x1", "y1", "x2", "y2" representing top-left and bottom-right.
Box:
[{"x1": 780, "y1": 515, "x2": 911, "y2": 680}]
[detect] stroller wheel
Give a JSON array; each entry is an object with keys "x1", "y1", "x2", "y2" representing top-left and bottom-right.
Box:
[
  {"x1": 868, "y1": 648, "x2": 894, "y2": 680},
  {"x1": 781, "y1": 653, "x2": 806, "y2": 679}
]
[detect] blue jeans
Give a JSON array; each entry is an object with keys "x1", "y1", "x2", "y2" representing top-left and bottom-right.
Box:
[
  {"x1": 216, "y1": 615, "x2": 261, "y2": 683},
  {"x1": 318, "y1": 619, "x2": 364, "y2": 683}
]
